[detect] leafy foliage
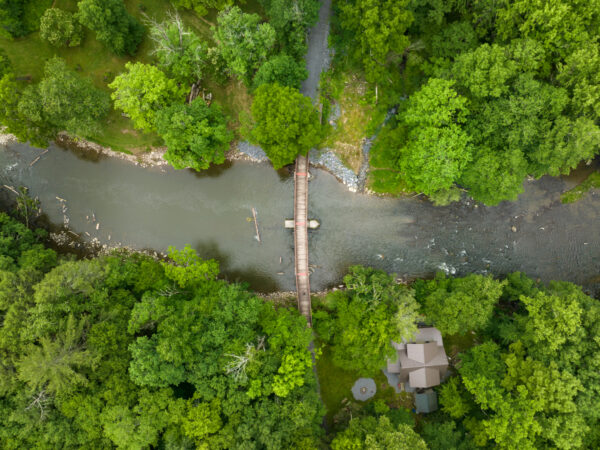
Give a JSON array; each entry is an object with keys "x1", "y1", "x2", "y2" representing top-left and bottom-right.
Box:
[
  {"x1": 337, "y1": 0, "x2": 414, "y2": 84},
  {"x1": 418, "y1": 273, "x2": 506, "y2": 335},
  {"x1": 39, "y1": 8, "x2": 82, "y2": 47},
  {"x1": 259, "y1": 0, "x2": 321, "y2": 59},
  {"x1": 146, "y1": 12, "x2": 208, "y2": 84},
  {"x1": 14, "y1": 57, "x2": 109, "y2": 142},
  {"x1": 212, "y1": 6, "x2": 276, "y2": 83},
  {"x1": 331, "y1": 416, "x2": 427, "y2": 450},
  {"x1": 246, "y1": 83, "x2": 322, "y2": 169},
  {"x1": 0, "y1": 213, "x2": 323, "y2": 448},
  {"x1": 437, "y1": 274, "x2": 600, "y2": 449},
  {"x1": 171, "y1": 0, "x2": 233, "y2": 16},
  {"x1": 76, "y1": 0, "x2": 144, "y2": 56},
  {"x1": 253, "y1": 53, "x2": 308, "y2": 90},
  {"x1": 355, "y1": 0, "x2": 600, "y2": 205},
  {"x1": 314, "y1": 266, "x2": 420, "y2": 374},
  {"x1": 155, "y1": 99, "x2": 233, "y2": 171},
  {"x1": 109, "y1": 62, "x2": 186, "y2": 132},
  {"x1": 0, "y1": 0, "x2": 27, "y2": 37},
  {"x1": 0, "y1": 0, "x2": 51, "y2": 38},
  {"x1": 381, "y1": 78, "x2": 473, "y2": 201}
]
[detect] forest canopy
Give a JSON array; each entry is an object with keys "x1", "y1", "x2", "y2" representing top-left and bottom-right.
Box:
[
  {"x1": 0, "y1": 209, "x2": 599, "y2": 448},
  {"x1": 0, "y1": 213, "x2": 323, "y2": 448},
  {"x1": 333, "y1": 0, "x2": 600, "y2": 205}
]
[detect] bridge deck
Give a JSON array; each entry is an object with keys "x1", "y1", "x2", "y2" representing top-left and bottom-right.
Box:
[{"x1": 294, "y1": 155, "x2": 312, "y2": 326}]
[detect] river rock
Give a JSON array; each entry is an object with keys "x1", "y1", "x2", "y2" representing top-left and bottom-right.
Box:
[{"x1": 237, "y1": 141, "x2": 269, "y2": 163}]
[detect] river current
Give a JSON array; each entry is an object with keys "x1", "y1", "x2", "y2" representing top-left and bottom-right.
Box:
[{"x1": 1, "y1": 142, "x2": 599, "y2": 293}]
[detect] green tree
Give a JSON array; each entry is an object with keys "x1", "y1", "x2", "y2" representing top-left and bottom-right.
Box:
[
  {"x1": 171, "y1": 0, "x2": 233, "y2": 16},
  {"x1": 76, "y1": 0, "x2": 144, "y2": 56},
  {"x1": 331, "y1": 416, "x2": 427, "y2": 450},
  {"x1": 146, "y1": 12, "x2": 208, "y2": 84},
  {"x1": 0, "y1": 73, "x2": 49, "y2": 145},
  {"x1": 519, "y1": 290, "x2": 583, "y2": 353},
  {"x1": 161, "y1": 245, "x2": 219, "y2": 289},
  {"x1": 272, "y1": 348, "x2": 312, "y2": 397},
  {"x1": 253, "y1": 53, "x2": 308, "y2": 89},
  {"x1": 557, "y1": 44, "x2": 600, "y2": 117},
  {"x1": 395, "y1": 78, "x2": 472, "y2": 200},
  {"x1": 39, "y1": 8, "x2": 83, "y2": 47},
  {"x1": 127, "y1": 248, "x2": 323, "y2": 447},
  {"x1": 17, "y1": 57, "x2": 109, "y2": 140},
  {"x1": 100, "y1": 388, "x2": 181, "y2": 450},
  {"x1": 459, "y1": 146, "x2": 528, "y2": 205},
  {"x1": 109, "y1": 62, "x2": 186, "y2": 132},
  {"x1": 315, "y1": 266, "x2": 419, "y2": 374},
  {"x1": 212, "y1": 6, "x2": 276, "y2": 82},
  {"x1": 533, "y1": 116, "x2": 600, "y2": 176},
  {"x1": 337, "y1": 0, "x2": 414, "y2": 83},
  {"x1": 421, "y1": 420, "x2": 475, "y2": 450},
  {"x1": 495, "y1": 0, "x2": 599, "y2": 60},
  {"x1": 435, "y1": 275, "x2": 600, "y2": 449},
  {"x1": 155, "y1": 99, "x2": 233, "y2": 171},
  {"x1": 246, "y1": 83, "x2": 321, "y2": 169},
  {"x1": 258, "y1": 0, "x2": 321, "y2": 58},
  {"x1": 421, "y1": 274, "x2": 506, "y2": 335},
  {"x1": 182, "y1": 397, "x2": 222, "y2": 444},
  {"x1": 452, "y1": 43, "x2": 517, "y2": 98},
  {"x1": 17, "y1": 315, "x2": 96, "y2": 395},
  {"x1": 0, "y1": 0, "x2": 27, "y2": 37}
]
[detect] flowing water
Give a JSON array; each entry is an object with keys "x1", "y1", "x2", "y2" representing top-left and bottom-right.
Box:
[{"x1": 1, "y1": 142, "x2": 599, "y2": 294}]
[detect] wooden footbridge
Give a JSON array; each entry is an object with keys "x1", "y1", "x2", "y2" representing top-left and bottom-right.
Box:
[{"x1": 294, "y1": 154, "x2": 312, "y2": 326}]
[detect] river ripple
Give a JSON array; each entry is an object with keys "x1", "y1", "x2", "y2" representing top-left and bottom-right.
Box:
[{"x1": 1, "y1": 143, "x2": 599, "y2": 294}]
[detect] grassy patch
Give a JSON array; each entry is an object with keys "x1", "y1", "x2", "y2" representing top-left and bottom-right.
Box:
[
  {"x1": 316, "y1": 341, "x2": 407, "y2": 428},
  {"x1": 316, "y1": 343, "x2": 359, "y2": 426},
  {"x1": 0, "y1": 0, "x2": 261, "y2": 153},
  {"x1": 321, "y1": 71, "x2": 373, "y2": 174},
  {"x1": 205, "y1": 77, "x2": 253, "y2": 139},
  {"x1": 561, "y1": 171, "x2": 600, "y2": 204}
]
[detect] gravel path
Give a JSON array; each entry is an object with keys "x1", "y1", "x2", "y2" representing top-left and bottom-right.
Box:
[{"x1": 301, "y1": 0, "x2": 333, "y2": 100}]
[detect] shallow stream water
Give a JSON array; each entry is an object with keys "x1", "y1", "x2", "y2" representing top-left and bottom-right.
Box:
[{"x1": 1, "y1": 142, "x2": 599, "y2": 294}]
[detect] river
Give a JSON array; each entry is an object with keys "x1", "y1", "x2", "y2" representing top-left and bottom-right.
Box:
[{"x1": 1, "y1": 142, "x2": 598, "y2": 294}]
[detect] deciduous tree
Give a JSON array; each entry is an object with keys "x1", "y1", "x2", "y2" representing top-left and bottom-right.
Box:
[
  {"x1": 76, "y1": 0, "x2": 144, "y2": 56},
  {"x1": 420, "y1": 274, "x2": 506, "y2": 335},
  {"x1": 155, "y1": 99, "x2": 233, "y2": 171},
  {"x1": 109, "y1": 62, "x2": 186, "y2": 132},
  {"x1": 212, "y1": 6, "x2": 276, "y2": 83},
  {"x1": 171, "y1": 0, "x2": 233, "y2": 16},
  {"x1": 40, "y1": 8, "x2": 83, "y2": 47},
  {"x1": 246, "y1": 83, "x2": 321, "y2": 169},
  {"x1": 17, "y1": 57, "x2": 109, "y2": 139},
  {"x1": 145, "y1": 12, "x2": 208, "y2": 83},
  {"x1": 337, "y1": 0, "x2": 414, "y2": 83},
  {"x1": 331, "y1": 416, "x2": 427, "y2": 450},
  {"x1": 315, "y1": 266, "x2": 419, "y2": 374},
  {"x1": 395, "y1": 78, "x2": 472, "y2": 200},
  {"x1": 253, "y1": 53, "x2": 308, "y2": 89}
]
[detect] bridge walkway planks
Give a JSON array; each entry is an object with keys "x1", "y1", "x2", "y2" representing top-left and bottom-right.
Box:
[{"x1": 294, "y1": 154, "x2": 312, "y2": 326}]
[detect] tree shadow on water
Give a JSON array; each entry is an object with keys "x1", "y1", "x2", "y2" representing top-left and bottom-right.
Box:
[
  {"x1": 187, "y1": 160, "x2": 233, "y2": 179},
  {"x1": 193, "y1": 240, "x2": 280, "y2": 293}
]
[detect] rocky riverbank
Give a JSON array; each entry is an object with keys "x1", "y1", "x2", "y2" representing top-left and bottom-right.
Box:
[{"x1": 2, "y1": 128, "x2": 377, "y2": 195}]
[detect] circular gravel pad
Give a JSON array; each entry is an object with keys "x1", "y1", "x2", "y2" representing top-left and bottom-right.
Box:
[{"x1": 351, "y1": 378, "x2": 376, "y2": 401}]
